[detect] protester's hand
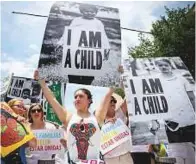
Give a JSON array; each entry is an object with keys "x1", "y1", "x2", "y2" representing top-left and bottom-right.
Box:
[
  {"x1": 118, "y1": 65, "x2": 124, "y2": 74},
  {"x1": 148, "y1": 144, "x2": 153, "y2": 153},
  {"x1": 60, "y1": 138, "x2": 67, "y2": 149},
  {"x1": 28, "y1": 137, "x2": 37, "y2": 148},
  {"x1": 16, "y1": 115, "x2": 27, "y2": 123},
  {"x1": 110, "y1": 87, "x2": 115, "y2": 93},
  {"x1": 106, "y1": 117, "x2": 117, "y2": 124},
  {"x1": 34, "y1": 70, "x2": 39, "y2": 81}
]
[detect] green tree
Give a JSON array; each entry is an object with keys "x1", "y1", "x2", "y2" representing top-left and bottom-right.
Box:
[
  {"x1": 152, "y1": 6, "x2": 195, "y2": 78},
  {"x1": 129, "y1": 33, "x2": 163, "y2": 58},
  {"x1": 129, "y1": 4, "x2": 195, "y2": 78},
  {"x1": 114, "y1": 87, "x2": 125, "y2": 99}
]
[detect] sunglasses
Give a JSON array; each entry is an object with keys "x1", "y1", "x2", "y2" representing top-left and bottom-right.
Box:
[
  {"x1": 110, "y1": 99, "x2": 117, "y2": 104},
  {"x1": 31, "y1": 109, "x2": 42, "y2": 113}
]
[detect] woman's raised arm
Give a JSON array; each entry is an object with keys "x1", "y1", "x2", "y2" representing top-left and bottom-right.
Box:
[
  {"x1": 95, "y1": 87, "x2": 114, "y2": 126},
  {"x1": 34, "y1": 70, "x2": 71, "y2": 127}
]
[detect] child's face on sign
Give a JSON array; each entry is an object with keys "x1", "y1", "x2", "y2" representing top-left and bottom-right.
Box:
[
  {"x1": 156, "y1": 60, "x2": 172, "y2": 74},
  {"x1": 82, "y1": 8, "x2": 97, "y2": 19}
]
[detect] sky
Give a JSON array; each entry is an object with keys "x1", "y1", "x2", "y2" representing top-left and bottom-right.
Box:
[{"x1": 1, "y1": 1, "x2": 194, "y2": 80}]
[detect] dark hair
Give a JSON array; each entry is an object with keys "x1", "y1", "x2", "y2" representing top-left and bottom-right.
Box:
[
  {"x1": 155, "y1": 59, "x2": 172, "y2": 66},
  {"x1": 79, "y1": 4, "x2": 98, "y2": 13},
  {"x1": 28, "y1": 103, "x2": 43, "y2": 123},
  {"x1": 74, "y1": 88, "x2": 93, "y2": 107}
]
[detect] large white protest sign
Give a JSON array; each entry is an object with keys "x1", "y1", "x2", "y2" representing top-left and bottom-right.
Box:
[
  {"x1": 100, "y1": 119, "x2": 131, "y2": 155},
  {"x1": 38, "y1": 2, "x2": 121, "y2": 86},
  {"x1": 29, "y1": 129, "x2": 64, "y2": 155},
  {"x1": 123, "y1": 57, "x2": 195, "y2": 144},
  {"x1": 125, "y1": 76, "x2": 194, "y2": 123}
]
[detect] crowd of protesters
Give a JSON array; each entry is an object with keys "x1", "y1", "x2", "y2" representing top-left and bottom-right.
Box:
[{"x1": 1, "y1": 66, "x2": 195, "y2": 164}]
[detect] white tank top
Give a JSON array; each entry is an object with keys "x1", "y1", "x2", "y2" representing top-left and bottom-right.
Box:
[{"x1": 67, "y1": 113, "x2": 101, "y2": 162}]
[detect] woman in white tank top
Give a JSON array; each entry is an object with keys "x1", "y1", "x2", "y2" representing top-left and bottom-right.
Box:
[{"x1": 34, "y1": 70, "x2": 114, "y2": 163}]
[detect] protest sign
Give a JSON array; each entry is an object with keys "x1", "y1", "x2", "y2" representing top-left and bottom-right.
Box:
[
  {"x1": 130, "y1": 120, "x2": 168, "y2": 145},
  {"x1": 38, "y1": 2, "x2": 121, "y2": 86},
  {"x1": 6, "y1": 76, "x2": 64, "y2": 125},
  {"x1": 6, "y1": 76, "x2": 41, "y2": 105},
  {"x1": 126, "y1": 76, "x2": 171, "y2": 121},
  {"x1": 123, "y1": 57, "x2": 195, "y2": 144},
  {"x1": 0, "y1": 102, "x2": 35, "y2": 157},
  {"x1": 100, "y1": 119, "x2": 131, "y2": 155},
  {"x1": 29, "y1": 129, "x2": 64, "y2": 155},
  {"x1": 43, "y1": 81, "x2": 63, "y2": 125}
]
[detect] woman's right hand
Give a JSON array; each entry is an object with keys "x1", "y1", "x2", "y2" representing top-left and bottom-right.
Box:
[{"x1": 34, "y1": 70, "x2": 39, "y2": 80}]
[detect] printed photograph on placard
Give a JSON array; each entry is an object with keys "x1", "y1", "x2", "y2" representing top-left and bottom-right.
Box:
[
  {"x1": 38, "y1": 2, "x2": 121, "y2": 86},
  {"x1": 123, "y1": 57, "x2": 195, "y2": 143},
  {"x1": 123, "y1": 57, "x2": 195, "y2": 86},
  {"x1": 130, "y1": 120, "x2": 168, "y2": 145},
  {"x1": 6, "y1": 76, "x2": 42, "y2": 105}
]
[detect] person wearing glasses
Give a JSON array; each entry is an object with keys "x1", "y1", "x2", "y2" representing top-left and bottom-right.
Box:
[
  {"x1": 102, "y1": 95, "x2": 134, "y2": 164},
  {"x1": 26, "y1": 103, "x2": 58, "y2": 164},
  {"x1": 8, "y1": 99, "x2": 28, "y2": 119},
  {"x1": 33, "y1": 70, "x2": 113, "y2": 163}
]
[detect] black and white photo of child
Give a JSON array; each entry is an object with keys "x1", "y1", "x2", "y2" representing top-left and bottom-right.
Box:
[
  {"x1": 38, "y1": 2, "x2": 121, "y2": 86},
  {"x1": 123, "y1": 57, "x2": 195, "y2": 144}
]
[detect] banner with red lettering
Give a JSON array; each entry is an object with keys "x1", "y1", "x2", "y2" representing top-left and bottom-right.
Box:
[{"x1": 100, "y1": 119, "x2": 131, "y2": 155}]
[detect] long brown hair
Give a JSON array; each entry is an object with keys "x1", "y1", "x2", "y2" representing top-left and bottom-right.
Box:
[{"x1": 28, "y1": 103, "x2": 43, "y2": 123}]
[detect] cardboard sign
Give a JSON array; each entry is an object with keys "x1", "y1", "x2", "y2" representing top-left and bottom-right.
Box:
[
  {"x1": 0, "y1": 102, "x2": 35, "y2": 157},
  {"x1": 29, "y1": 129, "x2": 64, "y2": 155},
  {"x1": 123, "y1": 57, "x2": 195, "y2": 144},
  {"x1": 44, "y1": 82, "x2": 63, "y2": 125},
  {"x1": 100, "y1": 119, "x2": 131, "y2": 155},
  {"x1": 38, "y1": 2, "x2": 121, "y2": 86},
  {"x1": 6, "y1": 76, "x2": 41, "y2": 105}
]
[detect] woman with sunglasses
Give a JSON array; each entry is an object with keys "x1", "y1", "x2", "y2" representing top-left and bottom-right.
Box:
[
  {"x1": 34, "y1": 70, "x2": 113, "y2": 163},
  {"x1": 102, "y1": 94, "x2": 134, "y2": 164},
  {"x1": 26, "y1": 103, "x2": 58, "y2": 164}
]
